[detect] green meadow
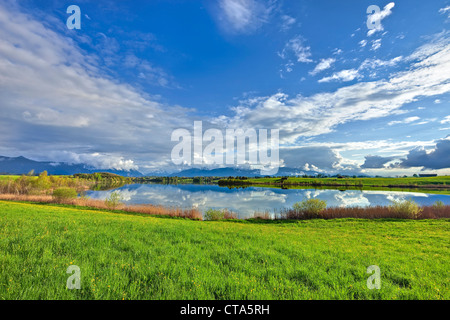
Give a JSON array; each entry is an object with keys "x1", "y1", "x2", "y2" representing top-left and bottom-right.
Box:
[
  {"x1": 218, "y1": 176, "x2": 450, "y2": 195},
  {"x1": 0, "y1": 201, "x2": 448, "y2": 300},
  {"x1": 0, "y1": 175, "x2": 22, "y2": 181},
  {"x1": 245, "y1": 176, "x2": 450, "y2": 186}
]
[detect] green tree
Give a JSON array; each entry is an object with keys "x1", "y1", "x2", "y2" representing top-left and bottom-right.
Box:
[
  {"x1": 293, "y1": 199, "x2": 327, "y2": 217},
  {"x1": 105, "y1": 192, "x2": 123, "y2": 210},
  {"x1": 34, "y1": 171, "x2": 51, "y2": 190}
]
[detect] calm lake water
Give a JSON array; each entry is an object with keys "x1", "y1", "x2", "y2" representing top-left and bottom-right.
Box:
[{"x1": 85, "y1": 183, "x2": 450, "y2": 219}]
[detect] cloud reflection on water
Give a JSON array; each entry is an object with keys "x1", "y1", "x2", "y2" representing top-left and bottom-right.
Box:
[{"x1": 86, "y1": 184, "x2": 450, "y2": 219}]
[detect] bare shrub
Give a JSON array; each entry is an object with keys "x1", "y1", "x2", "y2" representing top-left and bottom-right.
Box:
[{"x1": 252, "y1": 211, "x2": 271, "y2": 220}]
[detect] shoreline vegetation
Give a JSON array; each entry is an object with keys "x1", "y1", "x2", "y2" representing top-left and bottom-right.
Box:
[
  {"x1": 131, "y1": 175, "x2": 450, "y2": 193},
  {"x1": 132, "y1": 176, "x2": 220, "y2": 184},
  {"x1": 217, "y1": 176, "x2": 450, "y2": 191},
  {"x1": 0, "y1": 195, "x2": 203, "y2": 220},
  {"x1": 1, "y1": 173, "x2": 450, "y2": 221},
  {"x1": 0, "y1": 171, "x2": 131, "y2": 193},
  {"x1": 0, "y1": 193, "x2": 449, "y2": 221}
]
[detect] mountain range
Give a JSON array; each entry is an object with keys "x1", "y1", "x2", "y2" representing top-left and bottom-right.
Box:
[
  {"x1": 0, "y1": 155, "x2": 328, "y2": 177},
  {"x1": 166, "y1": 167, "x2": 317, "y2": 177},
  {"x1": 0, "y1": 156, "x2": 143, "y2": 177}
]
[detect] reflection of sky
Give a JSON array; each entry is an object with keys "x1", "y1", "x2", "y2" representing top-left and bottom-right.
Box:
[{"x1": 85, "y1": 184, "x2": 450, "y2": 219}]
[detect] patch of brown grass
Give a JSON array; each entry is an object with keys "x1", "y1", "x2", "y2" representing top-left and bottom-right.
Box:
[
  {"x1": 123, "y1": 204, "x2": 202, "y2": 220},
  {"x1": 418, "y1": 205, "x2": 450, "y2": 219},
  {"x1": 222, "y1": 209, "x2": 239, "y2": 220},
  {"x1": 281, "y1": 205, "x2": 450, "y2": 220},
  {"x1": 0, "y1": 194, "x2": 54, "y2": 202}
]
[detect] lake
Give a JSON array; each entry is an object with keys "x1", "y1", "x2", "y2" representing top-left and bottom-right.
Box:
[{"x1": 85, "y1": 183, "x2": 450, "y2": 219}]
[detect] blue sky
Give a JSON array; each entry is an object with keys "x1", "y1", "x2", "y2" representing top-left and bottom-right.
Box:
[{"x1": 0, "y1": 0, "x2": 449, "y2": 175}]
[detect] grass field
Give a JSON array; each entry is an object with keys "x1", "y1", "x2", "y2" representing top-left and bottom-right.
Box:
[
  {"x1": 218, "y1": 176, "x2": 450, "y2": 194},
  {"x1": 252, "y1": 176, "x2": 450, "y2": 186},
  {"x1": 0, "y1": 201, "x2": 449, "y2": 300},
  {"x1": 0, "y1": 175, "x2": 22, "y2": 181}
]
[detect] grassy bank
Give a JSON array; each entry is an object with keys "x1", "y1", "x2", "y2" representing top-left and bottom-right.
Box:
[
  {"x1": 0, "y1": 201, "x2": 448, "y2": 300},
  {"x1": 218, "y1": 176, "x2": 450, "y2": 193},
  {"x1": 1, "y1": 194, "x2": 449, "y2": 221},
  {"x1": 132, "y1": 176, "x2": 221, "y2": 184}
]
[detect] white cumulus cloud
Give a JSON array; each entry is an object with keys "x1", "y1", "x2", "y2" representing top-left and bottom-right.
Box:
[{"x1": 309, "y1": 58, "x2": 336, "y2": 76}]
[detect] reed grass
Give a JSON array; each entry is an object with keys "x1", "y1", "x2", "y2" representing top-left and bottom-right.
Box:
[{"x1": 279, "y1": 205, "x2": 450, "y2": 220}]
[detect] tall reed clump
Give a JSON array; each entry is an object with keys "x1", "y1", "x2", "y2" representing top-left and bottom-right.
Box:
[
  {"x1": 0, "y1": 175, "x2": 33, "y2": 195},
  {"x1": 388, "y1": 199, "x2": 423, "y2": 219},
  {"x1": 251, "y1": 211, "x2": 271, "y2": 220},
  {"x1": 123, "y1": 204, "x2": 203, "y2": 220},
  {"x1": 432, "y1": 200, "x2": 445, "y2": 211}
]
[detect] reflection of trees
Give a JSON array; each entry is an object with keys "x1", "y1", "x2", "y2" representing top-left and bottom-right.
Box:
[{"x1": 86, "y1": 185, "x2": 443, "y2": 219}]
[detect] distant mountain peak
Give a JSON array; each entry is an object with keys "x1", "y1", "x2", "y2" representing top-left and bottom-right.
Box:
[
  {"x1": 0, "y1": 155, "x2": 143, "y2": 177},
  {"x1": 163, "y1": 166, "x2": 319, "y2": 177}
]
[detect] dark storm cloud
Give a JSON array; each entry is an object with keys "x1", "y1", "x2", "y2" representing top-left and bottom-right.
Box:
[
  {"x1": 361, "y1": 155, "x2": 395, "y2": 169},
  {"x1": 398, "y1": 136, "x2": 450, "y2": 169}
]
